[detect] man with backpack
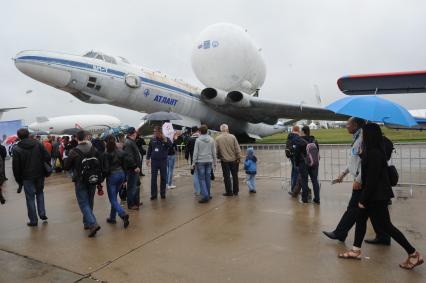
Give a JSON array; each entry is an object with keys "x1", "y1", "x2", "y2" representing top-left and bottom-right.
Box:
[
  {"x1": 285, "y1": 126, "x2": 301, "y2": 196},
  {"x1": 64, "y1": 130, "x2": 103, "y2": 237},
  {"x1": 12, "y1": 128, "x2": 51, "y2": 226},
  {"x1": 301, "y1": 125, "x2": 320, "y2": 204},
  {"x1": 286, "y1": 126, "x2": 311, "y2": 203}
]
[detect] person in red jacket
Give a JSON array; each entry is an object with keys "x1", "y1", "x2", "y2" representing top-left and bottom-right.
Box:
[{"x1": 43, "y1": 138, "x2": 52, "y2": 157}]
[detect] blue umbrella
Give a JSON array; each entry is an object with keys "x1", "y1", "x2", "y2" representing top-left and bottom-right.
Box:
[{"x1": 326, "y1": 96, "x2": 418, "y2": 127}]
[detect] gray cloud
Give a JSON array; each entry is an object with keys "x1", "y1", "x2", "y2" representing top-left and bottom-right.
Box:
[{"x1": 1, "y1": 0, "x2": 426, "y2": 125}]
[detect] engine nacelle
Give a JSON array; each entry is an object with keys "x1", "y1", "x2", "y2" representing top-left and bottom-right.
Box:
[
  {"x1": 226, "y1": 91, "x2": 251, "y2": 108},
  {"x1": 200, "y1": 88, "x2": 227, "y2": 105},
  {"x1": 191, "y1": 23, "x2": 266, "y2": 95}
]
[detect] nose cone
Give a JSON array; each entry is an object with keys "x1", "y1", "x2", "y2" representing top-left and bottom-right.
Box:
[{"x1": 15, "y1": 50, "x2": 72, "y2": 88}]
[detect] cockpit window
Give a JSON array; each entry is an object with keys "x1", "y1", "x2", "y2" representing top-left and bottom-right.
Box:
[
  {"x1": 104, "y1": 55, "x2": 117, "y2": 64},
  {"x1": 83, "y1": 51, "x2": 117, "y2": 64},
  {"x1": 83, "y1": 51, "x2": 97, "y2": 58},
  {"x1": 118, "y1": 56, "x2": 130, "y2": 64}
]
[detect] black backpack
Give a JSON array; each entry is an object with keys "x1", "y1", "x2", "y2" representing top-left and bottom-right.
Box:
[{"x1": 75, "y1": 148, "x2": 102, "y2": 185}]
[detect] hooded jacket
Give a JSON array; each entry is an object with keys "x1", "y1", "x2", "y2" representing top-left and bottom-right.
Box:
[
  {"x1": 12, "y1": 138, "x2": 50, "y2": 184},
  {"x1": 192, "y1": 134, "x2": 217, "y2": 165},
  {"x1": 244, "y1": 147, "x2": 257, "y2": 174}
]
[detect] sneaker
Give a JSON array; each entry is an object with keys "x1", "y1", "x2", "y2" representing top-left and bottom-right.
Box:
[
  {"x1": 27, "y1": 222, "x2": 38, "y2": 227},
  {"x1": 222, "y1": 193, "x2": 233, "y2": 197},
  {"x1": 150, "y1": 196, "x2": 157, "y2": 200},
  {"x1": 40, "y1": 215, "x2": 48, "y2": 221},
  {"x1": 0, "y1": 193, "x2": 5, "y2": 204},
  {"x1": 168, "y1": 185, "x2": 176, "y2": 189},
  {"x1": 88, "y1": 225, "x2": 101, "y2": 237},
  {"x1": 249, "y1": 190, "x2": 257, "y2": 194},
  {"x1": 198, "y1": 198, "x2": 209, "y2": 203},
  {"x1": 106, "y1": 218, "x2": 117, "y2": 224},
  {"x1": 161, "y1": 195, "x2": 166, "y2": 199}
]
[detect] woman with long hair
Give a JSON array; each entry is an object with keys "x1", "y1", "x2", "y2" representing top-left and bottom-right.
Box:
[
  {"x1": 338, "y1": 123, "x2": 423, "y2": 270},
  {"x1": 104, "y1": 135, "x2": 129, "y2": 228}
]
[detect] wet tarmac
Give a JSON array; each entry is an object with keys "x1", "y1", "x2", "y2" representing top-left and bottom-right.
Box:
[{"x1": 0, "y1": 160, "x2": 425, "y2": 283}]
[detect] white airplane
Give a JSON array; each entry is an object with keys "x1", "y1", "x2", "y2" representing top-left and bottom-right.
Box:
[
  {"x1": 14, "y1": 23, "x2": 345, "y2": 141},
  {"x1": 28, "y1": 114, "x2": 121, "y2": 135}
]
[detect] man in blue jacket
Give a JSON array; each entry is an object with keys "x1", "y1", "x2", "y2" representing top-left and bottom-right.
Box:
[{"x1": 146, "y1": 126, "x2": 172, "y2": 200}]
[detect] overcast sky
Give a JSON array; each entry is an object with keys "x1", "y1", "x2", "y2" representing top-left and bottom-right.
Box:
[{"x1": 1, "y1": 0, "x2": 426, "y2": 125}]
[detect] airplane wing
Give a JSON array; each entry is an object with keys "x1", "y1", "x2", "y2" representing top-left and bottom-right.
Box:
[
  {"x1": 208, "y1": 97, "x2": 348, "y2": 125},
  {"x1": 0, "y1": 107, "x2": 26, "y2": 120},
  {"x1": 337, "y1": 71, "x2": 426, "y2": 95}
]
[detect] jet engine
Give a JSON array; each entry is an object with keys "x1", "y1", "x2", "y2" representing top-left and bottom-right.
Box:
[
  {"x1": 191, "y1": 23, "x2": 266, "y2": 95},
  {"x1": 226, "y1": 91, "x2": 251, "y2": 108},
  {"x1": 200, "y1": 88, "x2": 227, "y2": 105}
]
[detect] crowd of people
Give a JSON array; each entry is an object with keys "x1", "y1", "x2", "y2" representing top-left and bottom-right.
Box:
[{"x1": 0, "y1": 118, "x2": 423, "y2": 270}]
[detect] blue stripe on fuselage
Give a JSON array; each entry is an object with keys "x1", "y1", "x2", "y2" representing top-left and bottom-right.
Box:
[{"x1": 16, "y1": 55, "x2": 199, "y2": 99}]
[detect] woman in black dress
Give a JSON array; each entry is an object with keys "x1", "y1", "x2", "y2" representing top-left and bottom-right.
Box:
[{"x1": 338, "y1": 123, "x2": 423, "y2": 270}]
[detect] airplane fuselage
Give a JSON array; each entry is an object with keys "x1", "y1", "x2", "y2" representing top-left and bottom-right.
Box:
[{"x1": 14, "y1": 50, "x2": 284, "y2": 138}]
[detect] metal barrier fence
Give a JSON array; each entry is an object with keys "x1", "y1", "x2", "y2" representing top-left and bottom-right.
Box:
[{"x1": 171, "y1": 143, "x2": 426, "y2": 188}]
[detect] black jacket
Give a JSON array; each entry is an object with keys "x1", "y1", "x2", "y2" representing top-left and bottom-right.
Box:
[
  {"x1": 0, "y1": 144, "x2": 6, "y2": 159},
  {"x1": 360, "y1": 148, "x2": 394, "y2": 206},
  {"x1": 185, "y1": 134, "x2": 199, "y2": 163},
  {"x1": 123, "y1": 138, "x2": 142, "y2": 170},
  {"x1": 12, "y1": 138, "x2": 50, "y2": 184},
  {"x1": 64, "y1": 142, "x2": 104, "y2": 183},
  {"x1": 103, "y1": 149, "x2": 135, "y2": 176}
]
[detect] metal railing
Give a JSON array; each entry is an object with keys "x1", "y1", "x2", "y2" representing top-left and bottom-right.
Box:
[{"x1": 170, "y1": 143, "x2": 426, "y2": 189}]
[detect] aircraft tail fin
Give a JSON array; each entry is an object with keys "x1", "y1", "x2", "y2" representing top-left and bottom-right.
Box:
[{"x1": 36, "y1": 116, "x2": 49, "y2": 123}]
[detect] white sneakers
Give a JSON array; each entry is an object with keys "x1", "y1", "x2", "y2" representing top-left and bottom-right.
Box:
[{"x1": 167, "y1": 185, "x2": 177, "y2": 189}]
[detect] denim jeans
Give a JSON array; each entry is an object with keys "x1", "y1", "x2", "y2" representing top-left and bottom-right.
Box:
[
  {"x1": 297, "y1": 161, "x2": 310, "y2": 202},
  {"x1": 307, "y1": 165, "x2": 320, "y2": 202},
  {"x1": 246, "y1": 174, "x2": 256, "y2": 192},
  {"x1": 107, "y1": 171, "x2": 126, "y2": 220},
  {"x1": 290, "y1": 159, "x2": 298, "y2": 192},
  {"x1": 126, "y1": 171, "x2": 140, "y2": 208},
  {"x1": 75, "y1": 181, "x2": 97, "y2": 228},
  {"x1": 23, "y1": 178, "x2": 46, "y2": 224},
  {"x1": 151, "y1": 159, "x2": 167, "y2": 197},
  {"x1": 167, "y1": 155, "x2": 176, "y2": 186},
  {"x1": 196, "y1": 162, "x2": 212, "y2": 201},
  {"x1": 193, "y1": 168, "x2": 201, "y2": 194}
]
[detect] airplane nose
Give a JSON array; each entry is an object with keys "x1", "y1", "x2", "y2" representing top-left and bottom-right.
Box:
[{"x1": 14, "y1": 50, "x2": 72, "y2": 88}]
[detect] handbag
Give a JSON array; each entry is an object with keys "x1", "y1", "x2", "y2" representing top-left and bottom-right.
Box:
[
  {"x1": 119, "y1": 183, "x2": 127, "y2": 201},
  {"x1": 44, "y1": 162, "x2": 53, "y2": 177},
  {"x1": 388, "y1": 165, "x2": 399, "y2": 187}
]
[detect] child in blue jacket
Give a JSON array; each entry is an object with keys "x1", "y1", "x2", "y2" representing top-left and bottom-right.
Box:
[{"x1": 244, "y1": 147, "x2": 257, "y2": 193}]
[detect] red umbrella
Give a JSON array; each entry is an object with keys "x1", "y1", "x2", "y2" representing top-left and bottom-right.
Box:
[{"x1": 4, "y1": 135, "x2": 18, "y2": 145}]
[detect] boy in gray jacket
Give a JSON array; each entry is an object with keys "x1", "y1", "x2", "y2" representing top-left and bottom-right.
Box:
[{"x1": 192, "y1": 125, "x2": 217, "y2": 203}]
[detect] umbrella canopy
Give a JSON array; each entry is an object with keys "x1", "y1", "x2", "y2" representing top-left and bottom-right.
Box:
[
  {"x1": 326, "y1": 96, "x2": 418, "y2": 127},
  {"x1": 142, "y1": 111, "x2": 182, "y2": 121},
  {"x1": 3, "y1": 135, "x2": 17, "y2": 145}
]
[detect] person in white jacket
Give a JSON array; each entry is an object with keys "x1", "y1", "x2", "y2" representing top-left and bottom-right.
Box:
[{"x1": 192, "y1": 125, "x2": 216, "y2": 203}]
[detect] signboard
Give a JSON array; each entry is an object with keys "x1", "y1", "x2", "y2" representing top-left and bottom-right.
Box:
[{"x1": 0, "y1": 120, "x2": 23, "y2": 143}]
